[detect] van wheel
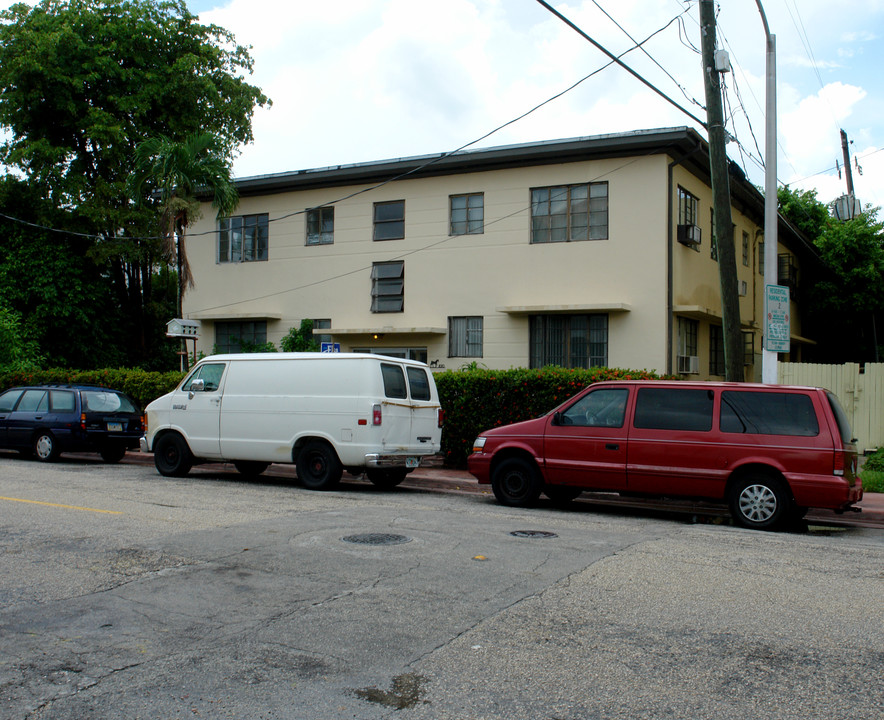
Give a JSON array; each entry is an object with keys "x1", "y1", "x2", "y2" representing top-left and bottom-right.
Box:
[
  {"x1": 544, "y1": 485, "x2": 583, "y2": 505},
  {"x1": 728, "y1": 474, "x2": 791, "y2": 530},
  {"x1": 233, "y1": 461, "x2": 269, "y2": 477},
  {"x1": 366, "y1": 468, "x2": 408, "y2": 489},
  {"x1": 154, "y1": 434, "x2": 193, "y2": 477},
  {"x1": 296, "y1": 442, "x2": 342, "y2": 490},
  {"x1": 491, "y1": 458, "x2": 542, "y2": 507},
  {"x1": 33, "y1": 431, "x2": 59, "y2": 462}
]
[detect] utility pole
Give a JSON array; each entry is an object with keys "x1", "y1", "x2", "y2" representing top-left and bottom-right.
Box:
[{"x1": 700, "y1": 0, "x2": 743, "y2": 382}]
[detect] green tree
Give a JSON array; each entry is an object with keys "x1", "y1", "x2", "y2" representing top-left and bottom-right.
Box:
[
  {"x1": 778, "y1": 187, "x2": 884, "y2": 361},
  {"x1": 132, "y1": 132, "x2": 239, "y2": 316},
  {"x1": 0, "y1": 307, "x2": 44, "y2": 371},
  {"x1": 0, "y1": 0, "x2": 269, "y2": 367},
  {"x1": 280, "y1": 319, "x2": 321, "y2": 352}
]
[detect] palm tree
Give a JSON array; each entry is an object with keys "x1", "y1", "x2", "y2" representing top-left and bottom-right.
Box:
[{"x1": 132, "y1": 132, "x2": 239, "y2": 316}]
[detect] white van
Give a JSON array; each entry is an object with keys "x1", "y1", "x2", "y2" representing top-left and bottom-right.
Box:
[{"x1": 140, "y1": 353, "x2": 443, "y2": 490}]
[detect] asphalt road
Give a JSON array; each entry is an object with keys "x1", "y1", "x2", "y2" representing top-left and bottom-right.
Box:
[{"x1": 1, "y1": 452, "x2": 882, "y2": 720}]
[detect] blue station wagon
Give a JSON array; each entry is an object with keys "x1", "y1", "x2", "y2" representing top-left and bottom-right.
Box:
[{"x1": 0, "y1": 385, "x2": 144, "y2": 463}]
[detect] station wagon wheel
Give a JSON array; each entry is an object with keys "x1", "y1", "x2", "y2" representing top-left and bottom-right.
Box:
[
  {"x1": 366, "y1": 468, "x2": 408, "y2": 489},
  {"x1": 99, "y1": 443, "x2": 127, "y2": 464},
  {"x1": 728, "y1": 474, "x2": 791, "y2": 530},
  {"x1": 296, "y1": 441, "x2": 342, "y2": 490},
  {"x1": 154, "y1": 433, "x2": 193, "y2": 478},
  {"x1": 491, "y1": 457, "x2": 542, "y2": 507},
  {"x1": 233, "y1": 461, "x2": 269, "y2": 477},
  {"x1": 33, "y1": 431, "x2": 59, "y2": 462}
]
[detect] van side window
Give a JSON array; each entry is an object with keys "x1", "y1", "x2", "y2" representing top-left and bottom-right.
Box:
[
  {"x1": 561, "y1": 388, "x2": 628, "y2": 427},
  {"x1": 406, "y1": 367, "x2": 431, "y2": 401},
  {"x1": 720, "y1": 391, "x2": 819, "y2": 436},
  {"x1": 381, "y1": 363, "x2": 408, "y2": 399},
  {"x1": 184, "y1": 363, "x2": 225, "y2": 392},
  {"x1": 634, "y1": 388, "x2": 713, "y2": 431}
]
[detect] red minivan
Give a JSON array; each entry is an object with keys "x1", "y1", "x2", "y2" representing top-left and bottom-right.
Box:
[{"x1": 467, "y1": 381, "x2": 862, "y2": 529}]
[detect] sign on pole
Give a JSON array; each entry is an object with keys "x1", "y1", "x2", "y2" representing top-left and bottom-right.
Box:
[
  {"x1": 765, "y1": 284, "x2": 790, "y2": 353},
  {"x1": 321, "y1": 342, "x2": 341, "y2": 353}
]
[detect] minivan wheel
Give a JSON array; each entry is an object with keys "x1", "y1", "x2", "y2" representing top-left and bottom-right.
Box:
[
  {"x1": 154, "y1": 434, "x2": 193, "y2": 477},
  {"x1": 233, "y1": 461, "x2": 269, "y2": 477},
  {"x1": 33, "y1": 432, "x2": 59, "y2": 462},
  {"x1": 544, "y1": 485, "x2": 583, "y2": 505},
  {"x1": 728, "y1": 475, "x2": 791, "y2": 530},
  {"x1": 366, "y1": 468, "x2": 408, "y2": 489},
  {"x1": 491, "y1": 458, "x2": 542, "y2": 507},
  {"x1": 296, "y1": 441, "x2": 343, "y2": 490}
]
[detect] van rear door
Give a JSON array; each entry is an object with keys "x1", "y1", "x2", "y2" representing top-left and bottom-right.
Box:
[{"x1": 379, "y1": 363, "x2": 439, "y2": 455}]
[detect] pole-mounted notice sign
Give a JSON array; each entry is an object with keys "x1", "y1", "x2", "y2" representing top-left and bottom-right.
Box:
[{"x1": 765, "y1": 284, "x2": 790, "y2": 353}]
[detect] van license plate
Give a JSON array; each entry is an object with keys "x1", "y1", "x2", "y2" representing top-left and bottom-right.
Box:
[
  {"x1": 107, "y1": 422, "x2": 123, "y2": 432},
  {"x1": 406, "y1": 457, "x2": 420, "y2": 469}
]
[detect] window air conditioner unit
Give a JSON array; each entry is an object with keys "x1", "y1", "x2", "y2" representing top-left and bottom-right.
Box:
[
  {"x1": 739, "y1": 280, "x2": 748, "y2": 297},
  {"x1": 677, "y1": 355, "x2": 700, "y2": 374},
  {"x1": 677, "y1": 224, "x2": 701, "y2": 247}
]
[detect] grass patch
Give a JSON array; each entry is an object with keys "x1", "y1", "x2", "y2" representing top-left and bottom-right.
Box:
[{"x1": 860, "y1": 469, "x2": 884, "y2": 493}]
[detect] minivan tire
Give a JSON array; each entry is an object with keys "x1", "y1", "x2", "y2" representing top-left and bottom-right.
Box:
[
  {"x1": 296, "y1": 441, "x2": 343, "y2": 490},
  {"x1": 491, "y1": 458, "x2": 542, "y2": 507},
  {"x1": 728, "y1": 474, "x2": 791, "y2": 530},
  {"x1": 100, "y1": 443, "x2": 127, "y2": 464},
  {"x1": 154, "y1": 433, "x2": 193, "y2": 477},
  {"x1": 33, "y1": 431, "x2": 59, "y2": 462}
]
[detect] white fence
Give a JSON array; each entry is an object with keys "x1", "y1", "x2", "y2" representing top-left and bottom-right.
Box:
[{"x1": 778, "y1": 362, "x2": 884, "y2": 453}]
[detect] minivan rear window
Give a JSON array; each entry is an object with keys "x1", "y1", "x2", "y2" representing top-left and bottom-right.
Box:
[
  {"x1": 406, "y1": 367, "x2": 431, "y2": 401},
  {"x1": 720, "y1": 391, "x2": 819, "y2": 436},
  {"x1": 381, "y1": 363, "x2": 408, "y2": 399},
  {"x1": 634, "y1": 388, "x2": 713, "y2": 431},
  {"x1": 825, "y1": 391, "x2": 854, "y2": 444}
]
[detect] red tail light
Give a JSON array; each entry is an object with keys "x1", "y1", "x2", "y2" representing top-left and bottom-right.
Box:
[
  {"x1": 833, "y1": 449, "x2": 845, "y2": 476},
  {"x1": 372, "y1": 404, "x2": 382, "y2": 426},
  {"x1": 438, "y1": 408, "x2": 444, "y2": 428},
  {"x1": 80, "y1": 413, "x2": 87, "y2": 431}
]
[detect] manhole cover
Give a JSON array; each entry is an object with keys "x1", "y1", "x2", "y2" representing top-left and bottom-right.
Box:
[
  {"x1": 342, "y1": 533, "x2": 412, "y2": 546},
  {"x1": 510, "y1": 530, "x2": 558, "y2": 539}
]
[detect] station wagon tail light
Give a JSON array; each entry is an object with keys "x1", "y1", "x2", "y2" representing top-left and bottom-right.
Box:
[{"x1": 372, "y1": 404, "x2": 382, "y2": 426}]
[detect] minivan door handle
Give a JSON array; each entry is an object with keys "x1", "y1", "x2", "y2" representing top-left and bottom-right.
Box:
[{"x1": 605, "y1": 443, "x2": 619, "y2": 451}]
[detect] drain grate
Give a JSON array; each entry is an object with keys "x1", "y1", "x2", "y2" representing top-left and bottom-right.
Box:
[
  {"x1": 510, "y1": 530, "x2": 558, "y2": 539},
  {"x1": 342, "y1": 533, "x2": 412, "y2": 546}
]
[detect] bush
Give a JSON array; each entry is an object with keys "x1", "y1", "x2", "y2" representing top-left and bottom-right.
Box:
[
  {"x1": 861, "y1": 470, "x2": 884, "y2": 493},
  {"x1": 435, "y1": 366, "x2": 670, "y2": 467},
  {"x1": 0, "y1": 368, "x2": 184, "y2": 410},
  {"x1": 862, "y1": 448, "x2": 884, "y2": 472}
]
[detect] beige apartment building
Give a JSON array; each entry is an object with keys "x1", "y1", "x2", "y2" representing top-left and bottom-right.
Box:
[{"x1": 184, "y1": 126, "x2": 821, "y2": 379}]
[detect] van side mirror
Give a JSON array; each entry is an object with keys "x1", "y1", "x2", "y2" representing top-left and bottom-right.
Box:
[{"x1": 188, "y1": 378, "x2": 205, "y2": 399}]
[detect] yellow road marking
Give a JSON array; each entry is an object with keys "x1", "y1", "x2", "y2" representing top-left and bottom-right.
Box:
[{"x1": 0, "y1": 496, "x2": 123, "y2": 515}]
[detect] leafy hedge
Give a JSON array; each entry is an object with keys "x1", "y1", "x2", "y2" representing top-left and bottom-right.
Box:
[
  {"x1": 435, "y1": 366, "x2": 670, "y2": 467},
  {"x1": 0, "y1": 368, "x2": 184, "y2": 411},
  {"x1": 1, "y1": 365, "x2": 669, "y2": 469}
]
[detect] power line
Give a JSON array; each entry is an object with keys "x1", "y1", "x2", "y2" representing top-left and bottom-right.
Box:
[{"x1": 534, "y1": 0, "x2": 708, "y2": 129}]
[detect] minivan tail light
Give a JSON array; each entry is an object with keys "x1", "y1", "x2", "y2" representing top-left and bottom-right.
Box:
[
  {"x1": 372, "y1": 404, "x2": 382, "y2": 426},
  {"x1": 833, "y1": 449, "x2": 845, "y2": 476},
  {"x1": 80, "y1": 413, "x2": 87, "y2": 431}
]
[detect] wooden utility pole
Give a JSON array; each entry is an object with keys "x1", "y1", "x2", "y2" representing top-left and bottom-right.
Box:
[{"x1": 700, "y1": 0, "x2": 744, "y2": 381}]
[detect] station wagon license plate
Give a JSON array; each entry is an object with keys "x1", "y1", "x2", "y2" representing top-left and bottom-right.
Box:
[
  {"x1": 406, "y1": 457, "x2": 420, "y2": 469},
  {"x1": 107, "y1": 422, "x2": 123, "y2": 433}
]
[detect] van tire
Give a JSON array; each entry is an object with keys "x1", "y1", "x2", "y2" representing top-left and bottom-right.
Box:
[
  {"x1": 154, "y1": 433, "x2": 193, "y2": 477},
  {"x1": 296, "y1": 441, "x2": 342, "y2": 490},
  {"x1": 491, "y1": 458, "x2": 542, "y2": 507},
  {"x1": 366, "y1": 468, "x2": 408, "y2": 489},
  {"x1": 233, "y1": 461, "x2": 269, "y2": 477},
  {"x1": 728, "y1": 474, "x2": 791, "y2": 530}
]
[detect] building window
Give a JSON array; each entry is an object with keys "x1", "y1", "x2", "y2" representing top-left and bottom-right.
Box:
[
  {"x1": 306, "y1": 206, "x2": 334, "y2": 245},
  {"x1": 530, "y1": 314, "x2": 608, "y2": 369},
  {"x1": 450, "y1": 194, "x2": 484, "y2": 235},
  {"x1": 312, "y1": 318, "x2": 332, "y2": 346},
  {"x1": 531, "y1": 182, "x2": 608, "y2": 243},
  {"x1": 371, "y1": 261, "x2": 404, "y2": 312},
  {"x1": 353, "y1": 347, "x2": 428, "y2": 363},
  {"x1": 759, "y1": 240, "x2": 765, "y2": 275},
  {"x1": 373, "y1": 200, "x2": 405, "y2": 241},
  {"x1": 215, "y1": 320, "x2": 267, "y2": 353},
  {"x1": 709, "y1": 325, "x2": 725, "y2": 376},
  {"x1": 449, "y1": 316, "x2": 483, "y2": 357},
  {"x1": 678, "y1": 187, "x2": 699, "y2": 226},
  {"x1": 742, "y1": 231, "x2": 750, "y2": 266},
  {"x1": 218, "y1": 214, "x2": 269, "y2": 263},
  {"x1": 743, "y1": 331, "x2": 755, "y2": 366},
  {"x1": 678, "y1": 317, "x2": 698, "y2": 357}
]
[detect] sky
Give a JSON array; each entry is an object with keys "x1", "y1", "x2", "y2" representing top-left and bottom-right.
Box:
[{"x1": 3, "y1": 0, "x2": 884, "y2": 211}]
